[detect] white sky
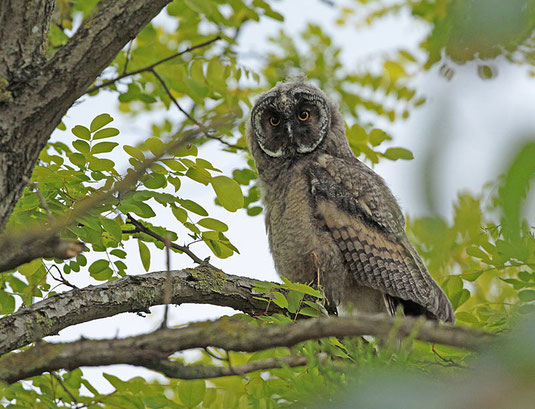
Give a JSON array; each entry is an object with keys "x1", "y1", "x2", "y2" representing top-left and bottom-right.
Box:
[{"x1": 47, "y1": 0, "x2": 535, "y2": 392}]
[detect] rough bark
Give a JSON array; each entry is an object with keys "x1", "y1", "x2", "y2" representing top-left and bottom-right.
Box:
[
  {"x1": 0, "y1": 0, "x2": 171, "y2": 230},
  {"x1": 0, "y1": 266, "x2": 284, "y2": 356},
  {"x1": 0, "y1": 313, "x2": 493, "y2": 384},
  {"x1": 0, "y1": 235, "x2": 83, "y2": 273}
]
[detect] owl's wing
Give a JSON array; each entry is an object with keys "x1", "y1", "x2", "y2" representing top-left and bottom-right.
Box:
[{"x1": 308, "y1": 155, "x2": 455, "y2": 323}]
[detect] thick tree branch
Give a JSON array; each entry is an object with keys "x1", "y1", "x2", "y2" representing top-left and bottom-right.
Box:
[
  {"x1": 0, "y1": 267, "x2": 284, "y2": 356},
  {"x1": 0, "y1": 0, "x2": 171, "y2": 230},
  {"x1": 0, "y1": 0, "x2": 54, "y2": 79},
  {"x1": 0, "y1": 314, "x2": 493, "y2": 384},
  {"x1": 0, "y1": 235, "x2": 84, "y2": 273}
]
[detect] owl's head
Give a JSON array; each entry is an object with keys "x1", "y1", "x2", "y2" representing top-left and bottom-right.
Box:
[{"x1": 248, "y1": 78, "x2": 348, "y2": 163}]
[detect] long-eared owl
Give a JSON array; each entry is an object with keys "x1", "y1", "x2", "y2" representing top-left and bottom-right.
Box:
[{"x1": 246, "y1": 78, "x2": 454, "y2": 323}]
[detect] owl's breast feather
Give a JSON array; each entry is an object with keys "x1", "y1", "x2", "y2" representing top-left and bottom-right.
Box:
[{"x1": 262, "y1": 163, "x2": 345, "y2": 300}]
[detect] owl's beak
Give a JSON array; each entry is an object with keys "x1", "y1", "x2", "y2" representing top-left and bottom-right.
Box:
[{"x1": 285, "y1": 122, "x2": 293, "y2": 141}]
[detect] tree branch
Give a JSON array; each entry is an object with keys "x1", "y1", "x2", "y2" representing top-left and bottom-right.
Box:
[
  {"x1": 147, "y1": 355, "x2": 309, "y2": 380},
  {"x1": 0, "y1": 313, "x2": 493, "y2": 384},
  {"x1": 0, "y1": 0, "x2": 171, "y2": 230},
  {"x1": 0, "y1": 0, "x2": 54, "y2": 78},
  {"x1": 125, "y1": 213, "x2": 209, "y2": 266},
  {"x1": 0, "y1": 267, "x2": 284, "y2": 356},
  {"x1": 0, "y1": 126, "x2": 205, "y2": 273},
  {"x1": 149, "y1": 67, "x2": 246, "y2": 151},
  {"x1": 0, "y1": 235, "x2": 84, "y2": 273},
  {"x1": 85, "y1": 37, "x2": 221, "y2": 94}
]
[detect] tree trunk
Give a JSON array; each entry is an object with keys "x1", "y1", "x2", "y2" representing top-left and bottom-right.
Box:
[{"x1": 0, "y1": 0, "x2": 171, "y2": 230}]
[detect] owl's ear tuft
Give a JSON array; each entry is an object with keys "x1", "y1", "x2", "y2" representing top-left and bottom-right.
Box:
[{"x1": 284, "y1": 72, "x2": 308, "y2": 84}]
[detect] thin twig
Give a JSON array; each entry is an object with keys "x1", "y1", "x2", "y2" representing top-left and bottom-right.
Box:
[
  {"x1": 150, "y1": 355, "x2": 309, "y2": 380},
  {"x1": 150, "y1": 68, "x2": 204, "y2": 127},
  {"x1": 431, "y1": 344, "x2": 469, "y2": 369},
  {"x1": 122, "y1": 40, "x2": 133, "y2": 75},
  {"x1": 86, "y1": 37, "x2": 221, "y2": 94},
  {"x1": 225, "y1": 350, "x2": 241, "y2": 378},
  {"x1": 161, "y1": 234, "x2": 173, "y2": 329},
  {"x1": 47, "y1": 264, "x2": 78, "y2": 290},
  {"x1": 203, "y1": 348, "x2": 227, "y2": 362},
  {"x1": 125, "y1": 214, "x2": 215, "y2": 268},
  {"x1": 318, "y1": 0, "x2": 335, "y2": 6},
  {"x1": 150, "y1": 68, "x2": 244, "y2": 150},
  {"x1": 50, "y1": 372, "x2": 79, "y2": 404},
  {"x1": 25, "y1": 178, "x2": 52, "y2": 220}
]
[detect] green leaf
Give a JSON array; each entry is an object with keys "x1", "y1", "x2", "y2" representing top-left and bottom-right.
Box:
[
  {"x1": 72, "y1": 125, "x2": 91, "y2": 140},
  {"x1": 90, "y1": 113, "x2": 114, "y2": 132},
  {"x1": 88, "y1": 259, "x2": 109, "y2": 274},
  {"x1": 174, "y1": 143, "x2": 198, "y2": 157},
  {"x1": 70, "y1": 152, "x2": 86, "y2": 167},
  {"x1": 0, "y1": 291, "x2": 15, "y2": 314},
  {"x1": 466, "y1": 246, "x2": 489, "y2": 260},
  {"x1": 110, "y1": 249, "x2": 127, "y2": 258},
  {"x1": 92, "y1": 267, "x2": 113, "y2": 281},
  {"x1": 186, "y1": 167, "x2": 211, "y2": 185},
  {"x1": 93, "y1": 127, "x2": 120, "y2": 140},
  {"x1": 383, "y1": 147, "x2": 414, "y2": 161},
  {"x1": 211, "y1": 176, "x2": 244, "y2": 212},
  {"x1": 299, "y1": 305, "x2": 320, "y2": 317},
  {"x1": 247, "y1": 206, "x2": 263, "y2": 216},
  {"x1": 456, "y1": 311, "x2": 479, "y2": 324},
  {"x1": 91, "y1": 142, "x2": 118, "y2": 154},
  {"x1": 369, "y1": 129, "x2": 392, "y2": 146},
  {"x1": 124, "y1": 145, "x2": 145, "y2": 160},
  {"x1": 103, "y1": 373, "x2": 124, "y2": 390},
  {"x1": 179, "y1": 199, "x2": 208, "y2": 216},
  {"x1": 143, "y1": 173, "x2": 167, "y2": 189},
  {"x1": 178, "y1": 380, "x2": 206, "y2": 408},
  {"x1": 198, "y1": 217, "x2": 228, "y2": 232},
  {"x1": 138, "y1": 240, "x2": 151, "y2": 271},
  {"x1": 384, "y1": 60, "x2": 407, "y2": 81},
  {"x1": 172, "y1": 206, "x2": 188, "y2": 223},
  {"x1": 287, "y1": 290, "x2": 304, "y2": 314},
  {"x1": 500, "y1": 142, "x2": 535, "y2": 245},
  {"x1": 518, "y1": 290, "x2": 535, "y2": 302},
  {"x1": 89, "y1": 157, "x2": 115, "y2": 171},
  {"x1": 101, "y1": 218, "x2": 123, "y2": 242},
  {"x1": 206, "y1": 60, "x2": 226, "y2": 88},
  {"x1": 73, "y1": 140, "x2": 90, "y2": 154},
  {"x1": 272, "y1": 292, "x2": 288, "y2": 309},
  {"x1": 145, "y1": 137, "x2": 165, "y2": 156},
  {"x1": 162, "y1": 158, "x2": 187, "y2": 172},
  {"x1": 445, "y1": 276, "x2": 463, "y2": 297}
]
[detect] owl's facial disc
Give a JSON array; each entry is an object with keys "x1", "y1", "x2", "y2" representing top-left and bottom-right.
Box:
[
  {"x1": 291, "y1": 90, "x2": 330, "y2": 154},
  {"x1": 251, "y1": 86, "x2": 331, "y2": 159},
  {"x1": 251, "y1": 95, "x2": 285, "y2": 157}
]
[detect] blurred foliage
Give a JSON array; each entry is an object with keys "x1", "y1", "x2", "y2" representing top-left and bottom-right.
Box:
[
  {"x1": 1, "y1": 0, "x2": 535, "y2": 408},
  {"x1": 341, "y1": 0, "x2": 535, "y2": 79}
]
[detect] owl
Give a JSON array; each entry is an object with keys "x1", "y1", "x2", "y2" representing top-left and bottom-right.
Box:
[{"x1": 246, "y1": 78, "x2": 455, "y2": 323}]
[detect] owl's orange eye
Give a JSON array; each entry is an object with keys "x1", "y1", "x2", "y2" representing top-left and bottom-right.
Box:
[
  {"x1": 269, "y1": 116, "x2": 280, "y2": 127},
  {"x1": 298, "y1": 110, "x2": 310, "y2": 121}
]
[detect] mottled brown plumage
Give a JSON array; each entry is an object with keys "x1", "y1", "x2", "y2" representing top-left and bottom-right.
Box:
[{"x1": 247, "y1": 78, "x2": 454, "y2": 323}]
